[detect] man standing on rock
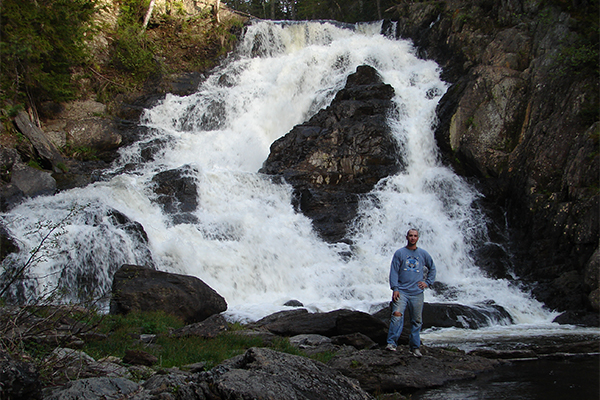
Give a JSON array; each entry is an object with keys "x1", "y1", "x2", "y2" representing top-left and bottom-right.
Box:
[{"x1": 386, "y1": 228, "x2": 436, "y2": 358}]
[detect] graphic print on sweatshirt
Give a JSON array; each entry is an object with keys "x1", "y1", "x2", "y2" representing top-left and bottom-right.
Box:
[{"x1": 404, "y1": 256, "x2": 420, "y2": 273}]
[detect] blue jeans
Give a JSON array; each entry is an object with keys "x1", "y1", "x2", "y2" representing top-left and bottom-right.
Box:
[{"x1": 386, "y1": 291, "x2": 424, "y2": 350}]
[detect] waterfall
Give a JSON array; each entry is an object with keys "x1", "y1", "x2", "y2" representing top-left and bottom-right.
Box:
[{"x1": 1, "y1": 20, "x2": 554, "y2": 327}]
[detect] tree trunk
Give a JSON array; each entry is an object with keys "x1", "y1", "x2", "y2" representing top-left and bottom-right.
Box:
[
  {"x1": 142, "y1": 0, "x2": 156, "y2": 32},
  {"x1": 214, "y1": 0, "x2": 221, "y2": 24}
]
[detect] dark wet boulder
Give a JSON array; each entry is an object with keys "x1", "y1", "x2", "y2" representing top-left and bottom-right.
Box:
[
  {"x1": 283, "y1": 299, "x2": 304, "y2": 307},
  {"x1": 422, "y1": 302, "x2": 514, "y2": 329},
  {"x1": 110, "y1": 264, "x2": 227, "y2": 324},
  {"x1": 373, "y1": 301, "x2": 514, "y2": 333},
  {"x1": 250, "y1": 308, "x2": 388, "y2": 345},
  {"x1": 552, "y1": 310, "x2": 599, "y2": 327},
  {"x1": 0, "y1": 224, "x2": 18, "y2": 263},
  {"x1": 150, "y1": 165, "x2": 199, "y2": 225},
  {"x1": 139, "y1": 137, "x2": 172, "y2": 163},
  {"x1": 250, "y1": 308, "x2": 351, "y2": 337},
  {"x1": 260, "y1": 65, "x2": 401, "y2": 243}
]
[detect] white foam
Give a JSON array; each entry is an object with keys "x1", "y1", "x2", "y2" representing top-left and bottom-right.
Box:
[{"x1": 2, "y1": 21, "x2": 555, "y2": 329}]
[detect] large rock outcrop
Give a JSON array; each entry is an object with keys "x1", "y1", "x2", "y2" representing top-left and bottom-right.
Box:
[
  {"x1": 388, "y1": 0, "x2": 599, "y2": 316},
  {"x1": 260, "y1": 64, "x2": 401, "y2": 243},
  {"x1": 205, "y1": 347, "x2": 375, "y2": 400},
  {"x1": 4, "y1": 304, "x2": 596, "y2": 399},
  {"x1": 110, "y1": 264, "x2": 227, "y2": 324},
  {"x1": 326, "y1": 345, "x2": 499, "y2": 393}
]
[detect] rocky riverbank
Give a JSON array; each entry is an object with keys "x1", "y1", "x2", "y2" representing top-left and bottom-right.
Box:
[
  {"x1": 1, "y1": 298, "x2": 596, "y2": 400},
  {"x1": 5, "y1": 265, "x2": 597, "y2": 399}
]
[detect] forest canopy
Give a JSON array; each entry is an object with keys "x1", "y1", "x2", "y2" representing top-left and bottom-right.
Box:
[{"x1": 223, "y1": 0, "x2": 398, "y2": 22}]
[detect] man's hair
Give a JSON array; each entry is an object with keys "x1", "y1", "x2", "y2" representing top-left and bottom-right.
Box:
[{"x1": 407, "y1": 228, "x2": 419, "y2": 236}]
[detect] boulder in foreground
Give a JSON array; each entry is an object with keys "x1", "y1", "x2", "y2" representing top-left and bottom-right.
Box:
[{"x1": 110, "y1": 264, "x2": 227, "y2": 324}]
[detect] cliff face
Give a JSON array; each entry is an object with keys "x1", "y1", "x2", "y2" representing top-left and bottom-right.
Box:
[{"x1": 389, "y1": 0, "x2": 598, "y2": 314}]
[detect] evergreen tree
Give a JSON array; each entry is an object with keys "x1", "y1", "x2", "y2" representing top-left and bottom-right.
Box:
[{"x1": 0, "y1": 0, "x2": 99, "y2": 111}]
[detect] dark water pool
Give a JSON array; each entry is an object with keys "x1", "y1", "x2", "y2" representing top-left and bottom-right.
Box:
[{"x1": 411, "y1": 356, "x2": 599, "y2": 400}]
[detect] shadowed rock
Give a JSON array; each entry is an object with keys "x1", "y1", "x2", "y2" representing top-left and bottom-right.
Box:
[
  {"x1": 206, "y1": 347, "x2": 375, "y2": 400},
  {"x1": 110, "y1": 264, "x2": 227, "y2": 324},
  {"x1": 250, "y1": 309, "x2": 388, "y2": 345},
  {"x1": 172, "y1": 313, "x2": 229, "y2": 339},
  {"x1": 326, "y1": 346, "x2": 500, "y2": 393},
  {"x1": 260, "y1": 65, "x2": 401, "y2": 243},
  {"x1": 0, "y1": 350, "x2": 42, "y2": 400}
]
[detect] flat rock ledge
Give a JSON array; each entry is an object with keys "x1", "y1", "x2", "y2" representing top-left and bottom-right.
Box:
[
  {"x1": 327, "y1": 345, "x2": 500, "y2": 393},
  {"x1": 41, "y1": 345, "x2": 500, "y2": 400}
]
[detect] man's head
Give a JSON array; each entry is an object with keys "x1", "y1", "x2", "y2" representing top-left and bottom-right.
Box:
[{"x1": 406, "y1": 229, "x2": 419, "y2": 248}]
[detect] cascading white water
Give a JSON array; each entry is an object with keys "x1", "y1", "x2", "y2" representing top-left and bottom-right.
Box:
[{"x1": 2, "y1": 20, "x2": 560, "y2": 331}]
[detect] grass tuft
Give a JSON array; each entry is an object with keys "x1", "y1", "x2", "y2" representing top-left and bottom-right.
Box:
[{"x1": 81, "y1": 311, "x2": 316, "y2": 370}]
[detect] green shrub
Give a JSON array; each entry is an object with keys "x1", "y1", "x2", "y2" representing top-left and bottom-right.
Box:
[
  {"x1": 110, "y1": 24, "x2": 160, "y2": 83},
  {"x1": 0, "y1": 0, "x2": 99, "y2": 107},
  {"x1": 63, "y1": 145, "x2": 99, "y2": 161},
  {"x1": 118, "y1": 0, "x2": 150, "y2": 25}
]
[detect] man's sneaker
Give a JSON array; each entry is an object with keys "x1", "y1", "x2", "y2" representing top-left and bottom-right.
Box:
[
  {"x1": 385, "y1": 344, "x2": 397, "y2": 352},
  {"x1": 410, "y1": 348, "x2": 423, "y2": 358}
]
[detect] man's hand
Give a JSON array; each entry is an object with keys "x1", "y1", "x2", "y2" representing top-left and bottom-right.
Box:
[
  {"x1": 392, "y1": 290, "x2": 400, "y2": 301},
  {"x1": 417, "y1": 281, "x2": 428, "y2": 290}
]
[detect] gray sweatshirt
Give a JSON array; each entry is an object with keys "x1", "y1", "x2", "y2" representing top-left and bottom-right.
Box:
[{"x1": 389, "y1": 247, "x2": 436, "y2": 296}]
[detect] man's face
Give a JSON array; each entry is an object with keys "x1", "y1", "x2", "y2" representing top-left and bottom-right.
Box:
[{"x1": 406, "y1": 230, "x2": 419, "y2": 246}]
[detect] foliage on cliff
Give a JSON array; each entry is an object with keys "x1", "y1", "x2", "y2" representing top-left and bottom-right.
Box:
[
  {"x1": 0, "y1": 0, "x2": 244, "y2": 124},
  {"x1": 0, "y1": 0, "x2": 99, "y2": 112}
]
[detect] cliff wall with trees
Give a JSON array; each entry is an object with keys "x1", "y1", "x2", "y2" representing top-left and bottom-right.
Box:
[{"x1": 388, "y1": 0, "x2": 598, "y2": 320}]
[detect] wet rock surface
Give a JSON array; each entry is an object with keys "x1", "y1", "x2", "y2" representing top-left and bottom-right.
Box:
[
  {"x1": 260, "y1": 64, "x2": 401, "y2": 243},
  {"x1": 150, "y1": 164, "x2": 200, "y2": 225}
]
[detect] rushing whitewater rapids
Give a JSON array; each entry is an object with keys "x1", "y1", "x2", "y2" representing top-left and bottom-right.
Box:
[{"x1": 1, "y1": 21, "x2": 598, "y2": 344}]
